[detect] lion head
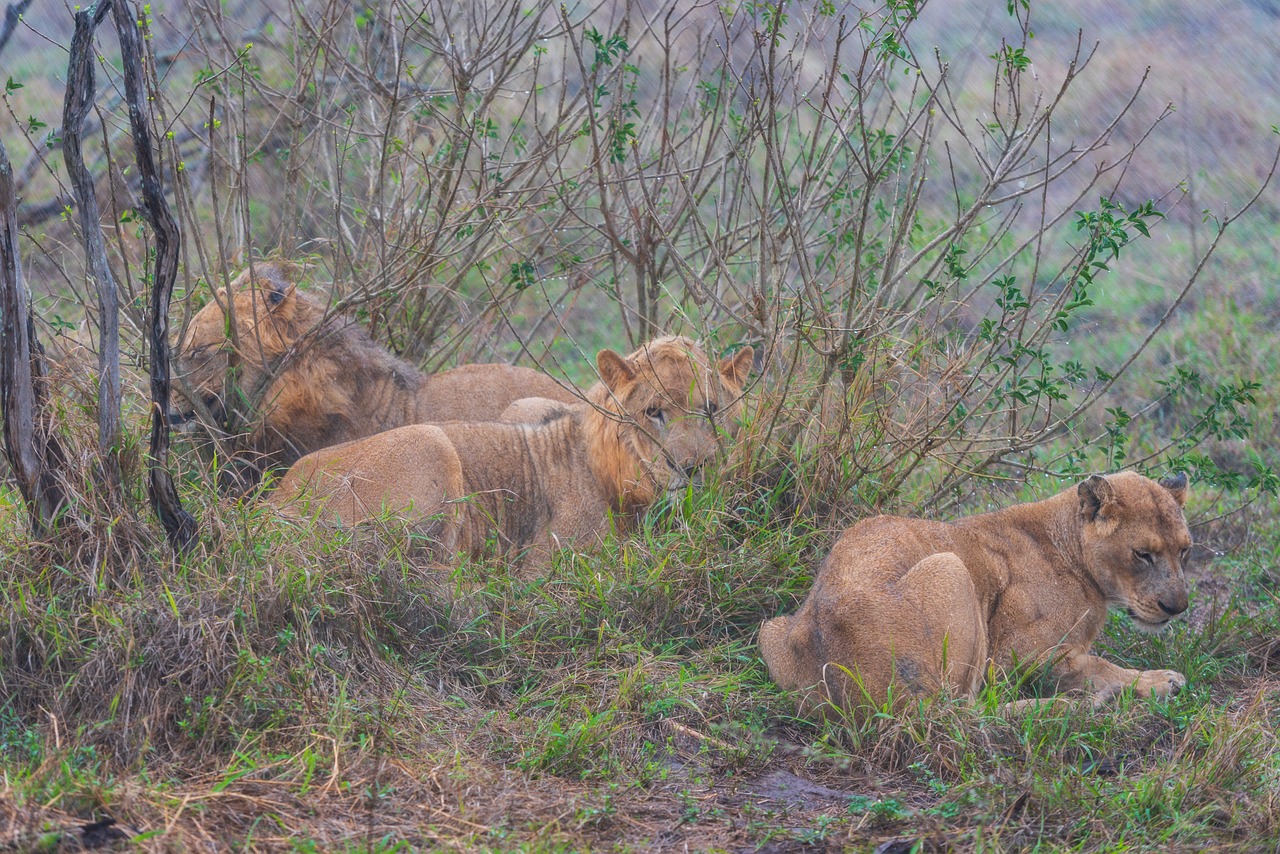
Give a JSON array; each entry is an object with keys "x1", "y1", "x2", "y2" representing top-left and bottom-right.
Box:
[
  {"x1": 590, "y1": 336, "x2": 754, "y2": 499},
  {"x1": 173, "y1": 261, "x2": 317, "y2": 433},
  {"x1": 1077, "y1": 471, "x2": 1193, "y2": 633}
]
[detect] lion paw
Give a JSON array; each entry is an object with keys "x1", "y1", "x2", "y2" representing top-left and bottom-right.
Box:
[{"x1": 1133, "y1": 669, "x2": 1186, "y2": 698}]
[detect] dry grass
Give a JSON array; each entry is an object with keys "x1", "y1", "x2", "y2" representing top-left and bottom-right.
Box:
[{"x1": 1, "y1": 469, "x2": 1279, "y2": 851}]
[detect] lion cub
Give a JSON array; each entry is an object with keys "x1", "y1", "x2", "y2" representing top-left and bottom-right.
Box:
[
  {"x1": 761, "y1": 472, "x2": 1193, "y2": 716},
  {"x1": 272, "y1": 336, "x2": 753, "y2": 572}
]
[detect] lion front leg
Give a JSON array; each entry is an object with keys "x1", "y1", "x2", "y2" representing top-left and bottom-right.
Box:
[{"x1": 1051, "y1": 650, "x2": 1186, "y2": 705}]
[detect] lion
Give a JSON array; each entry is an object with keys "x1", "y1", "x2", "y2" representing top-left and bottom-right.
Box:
[
  {"x1": 173, "y1": 261, "x2": 579, "y2": 478},
  {"x1": 760, "y1": 472, "x2": 1193, "y2": 717},
  {"x1": 271, "y1": 336, "x2": 754, "y2": 572}
]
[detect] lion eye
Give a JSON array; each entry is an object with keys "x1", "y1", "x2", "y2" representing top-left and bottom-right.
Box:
[
  {"x1": 644, "y1": 405, "x2": 665, "y2": 424},
  {"x1": 1180, "y1": 547, "x2": 1192, "y2": 564},
  {"x1": 190, "y1": 344, "x2": 223, "y2": 360},
  {"x1": 1134, "y1": 550, "x2": 1154, "y2": 565},
  {"x1": 705, "y1": 401, "x2": 719, "y2": 417}
]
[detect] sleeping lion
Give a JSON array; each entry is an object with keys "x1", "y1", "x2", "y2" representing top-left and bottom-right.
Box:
[
  {"x1": 761, "y1": 472, "x2": 1194, "y2": 717},
  {"x1": 272, "y1": 335, "x2": 754, "y2": 572},
  {"x1": 173, "y1": 262, "x2": 578, "y2": 479}
]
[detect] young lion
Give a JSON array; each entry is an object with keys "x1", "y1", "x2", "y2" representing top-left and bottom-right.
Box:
[
  {"x1": 173, "y1": 262, "x2": 578, "y2": 478},
  {"x1": 761, "y1": 472, "x2": 1193, "y2": 716},
  {"x1": 272, "y1": 336, "x2": 754, "y2": 572}
]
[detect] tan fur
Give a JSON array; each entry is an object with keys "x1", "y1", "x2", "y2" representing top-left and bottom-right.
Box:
[
  {"x1": 761, "y1": 472, "x2": 1194, "y2": 717},
  {"x1": 173, "y1": 262, "x2": 578, "y2": 473},
  {"x1": 272, "y1": 337, "x2": 755, "y2": 572},
  {"x1": 499, "y1": 397, "x2": 575, "y2": 424}
]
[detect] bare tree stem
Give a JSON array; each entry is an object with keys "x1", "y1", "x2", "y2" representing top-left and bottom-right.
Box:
[
  {"x1": 113, "y1": 0, "x2": 198, "y2": 550},
  {"x1": 0, "y1": 138, "x2": 69, "y2": 534},
  {"x1": 62, "y1": 0, "x2": 123, "y2": 499}
]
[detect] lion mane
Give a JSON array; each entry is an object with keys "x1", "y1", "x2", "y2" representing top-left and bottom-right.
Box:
[
  {"x1": 174, "y1": 261, "x2": 578, "y2": 480},
  {"x1": 272, "y1": 335, "x2": 755, "y2": 572}
]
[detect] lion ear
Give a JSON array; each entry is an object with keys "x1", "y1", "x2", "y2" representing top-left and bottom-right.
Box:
[
  {"x1": 596, "y1": 348, "x2": 636, "y2": 391},
  {"x1": 718, "y1": 346, "x2": 754, "y2": 388},
  {"x1": 1159, "y1": 472, "x2": 1189, "y2": 506},
  {"x1": 264, "y1": 277, "x2": 295, "y2": 311},
  {"x1": 1077, "y1": 474, "x2": 1115, "y2": 522},
  {"x1": 244, "y1": 263, "x2": 297, "y2": 316}
]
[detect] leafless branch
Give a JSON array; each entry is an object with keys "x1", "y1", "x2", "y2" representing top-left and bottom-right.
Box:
[
  {"x1": 62, "y1": 0, "x2": 123, "y2": 498},
  {"x1": 0, "y1": 137, "x2": 69, "y2": 534},
  {"x1": 0, "y1": 0, "x2": 35, "y2": 60},
  {"x1": 113, "y1": 0, "x2": 198, "y2": 550}
]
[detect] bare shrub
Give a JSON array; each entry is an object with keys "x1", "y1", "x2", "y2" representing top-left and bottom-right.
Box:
[{"x1": 1, "y1": 0, "x2": 1273, "y2": 527}]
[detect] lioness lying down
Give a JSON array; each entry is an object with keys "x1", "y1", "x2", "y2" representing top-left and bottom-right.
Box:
[
  {"x1": 761, "y1": 472, "x2": 1193, "y2": 716},
  {"x1": 173, "y1": 262, "x2": 578, "y2": 477},
  {"x1": 272, "y1": 336, "x2": 754, "y2": 571}
]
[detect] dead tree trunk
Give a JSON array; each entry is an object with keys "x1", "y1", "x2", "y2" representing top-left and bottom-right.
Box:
[
  {"x1": 0, "y1": 139, "x2": 69, "y2": 534},
  {"x1": 113, "y1": 0, "x2": 197, "y2": 549},
  {"x1": 62, "y1": 0, "x2": 123, "y2": 499}
]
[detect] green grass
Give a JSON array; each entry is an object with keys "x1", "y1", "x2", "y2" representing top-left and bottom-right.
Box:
[{"x1": 3, "y1": 460, "x2": 1280, "y2": 850}]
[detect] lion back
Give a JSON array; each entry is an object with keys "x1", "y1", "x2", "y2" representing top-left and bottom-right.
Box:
[{"x1": 421, "y1": 364, "x2": 578, "y2": 422}]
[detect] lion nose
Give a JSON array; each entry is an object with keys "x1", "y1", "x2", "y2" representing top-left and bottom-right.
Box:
[{"x1": 1158, "y1": 595, "x2": 1187, "y2": 617}]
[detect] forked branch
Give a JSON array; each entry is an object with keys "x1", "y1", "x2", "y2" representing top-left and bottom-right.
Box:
[{"x1": 62, "y1": 0, "x2": 123, "y2": 497}]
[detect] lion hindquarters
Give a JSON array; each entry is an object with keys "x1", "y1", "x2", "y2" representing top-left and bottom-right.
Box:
[
  {"x1": 760, "y1": 600, "x2": 895, "y2": 720},
  {"x1": 760, "y1": 613, "x2": 825, "y2": 710},
  {"x1": 892, "y1": 553, "x2": 989, "y2": 699},
  {"x1": 764, "y1": 552, "x2": 989, "y2": 717},
  {"x1": 272, "y1": 424, "x2": 466, "y2": 557},
  {"x1": 499, "y1": 397, "x2": 573, "y2": 424}
]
